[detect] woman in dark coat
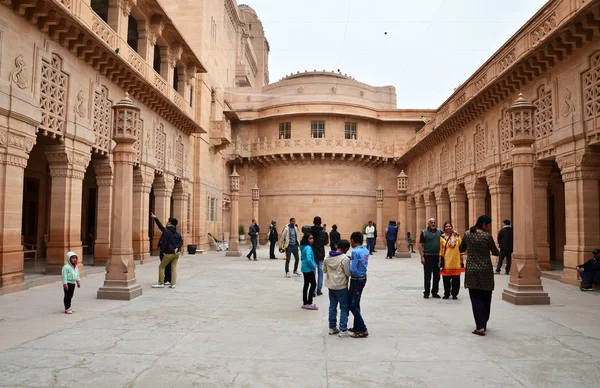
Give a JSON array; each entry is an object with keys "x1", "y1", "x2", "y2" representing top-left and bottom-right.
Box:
[
  {"x1": 459, "y1": 215, "x2": 499, "y2": 336},
  {"x1": 268, "y1": 221, "x2": 279, "y2": 259}
]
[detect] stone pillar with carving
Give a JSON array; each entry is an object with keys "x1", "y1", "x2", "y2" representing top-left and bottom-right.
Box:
[
  {"x1": 173, "y1": 181, "x2": 190, "y2": 252},
  {"x1": 395, "y1": 172, "x2": 410, "y2": 258},
  {"x1": 407, "y1": 197, "x2": 416, "y2": 240},
  {"x1": 424, "y1": 192, "x2": 436, "y2": 222},
  {"x1": 415, "y1": 194, "x2": 426, "y2": 232},
  {"x1": 0, "y1": 130, "x2": 35, "y2": 288},
  {"x1": 557, "y1": 150, "x2": 600, "y2": 285},
  {"x1": 45, "y1": 143, "x2": 91, "y2": 275},
  {"x1": 152, "y1": 173, "x2": 174, "y2": 252},
  {"x1": 534, "y1": 164, "x2": 552, "y2": 271},
  {"x1": 252, "y1": 184, "x2": 259, "y2": 225},
  {"x1": 465, "y1": 179, "x2": 487, "y2": 227},
  {"x1": 486, "y1": 173, "x2": 512, "y2": 242},
  {"x1": 93, "y1": 158, "x2": 113, "y2": 266},
  {"x1": 226, "y1": 167, "x2": 241, "y2": 257},
  {"x1": 434, "y1": 186, "x2": 450, "y2": 225},
  {"x1": 501, "y1": 94, "x2": 549, "y2": 305},
  {"x1": 98, "y1": 94, "x2": 142, "y2": 300},
  {"x1": 449, "y1": 184, "x2": 467, "y2": 235},
  {"x1": 132, "y1": 165, "x2": 154, "y2": 263},
  {"x1": 108, "y1": 0, "x2": 134, "y2": 42},
  {"x1": 376, "y1": 185, "x2": 384, "y2": 248}
]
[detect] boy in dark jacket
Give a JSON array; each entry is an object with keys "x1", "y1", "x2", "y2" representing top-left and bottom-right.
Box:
[
  {"x1": 268, "y1": 220, "x2": 278, "y2": 259},
  {"x1": 152, "y1": 217, "x2": 183, "y2": 289},
  {"x1": 151, "y1": 213, "x2": 171, "y2": 284},
  {"x1": 577, "y1": 248, "x2": 600, "y2": 291},
  {"x1": 329, "y1": 224, "x2": 341, "y2": 251},
  {"x1": 310, "y1": 216, "x2": 329, "y2": 296}
]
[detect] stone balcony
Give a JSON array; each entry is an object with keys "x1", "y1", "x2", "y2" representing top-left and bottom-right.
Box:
[
  {"x1": 210, "y1": 120, "x2": 232, "y2": 152},
  {"x1": 228, "y1": 136, "x2": 409, "y2": 166}
]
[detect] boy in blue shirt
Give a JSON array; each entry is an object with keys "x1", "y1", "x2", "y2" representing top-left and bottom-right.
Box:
[{"x1": 348, "y1": 232, "x2": 369, "y2": 338}]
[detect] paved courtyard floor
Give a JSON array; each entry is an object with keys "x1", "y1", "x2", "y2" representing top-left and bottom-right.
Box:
[{"x1": 1, "y1": 246, "x2": 599, "y2": 388}]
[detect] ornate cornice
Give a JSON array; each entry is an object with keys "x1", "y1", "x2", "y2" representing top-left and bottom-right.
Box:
[
  {"x1": 556, "y1": 151, "x2": 600, "y2": 171},
  {"x1": 561, "y1": 170, "x2": 600, "y2": 183},
  {"x1": 49, "y1": 168, "x2": 85, "y2": 180}
]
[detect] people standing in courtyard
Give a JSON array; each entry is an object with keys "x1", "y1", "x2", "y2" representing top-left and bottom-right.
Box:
[
  {"x1": 459, "y1": 215, "x2": 499, "y2": 336},
  {"x1": 365, "y1": 221, "x2": 375, "y2": 254},
  {"x1": 348, "y1": 232, "x2": 369, "y2": 338},
  {"x1": 324, "y1": 239, "x2": 351, "y2": 336},
  {"x1": 577, "y1": 248, "x2": 600, "y2": 291},
  {"x1": 311, "y1": 216, "x2": 329, "y2": 296},
  {"x1": 152, "y1": 217, "x2": 183, "y2": 289},
  {"x1": 385, "y1": 221, "x2": 398, "y2": 259},
  {"x1": 329, "y1": 224, "x2": 341, "y2": 251},
  {"x1": 420, "y1": 218, "x2": 442, "y2": 299},
  {"x1": 268, "y1": 220, "x2": 279, "y2": 260},
  {"x1": 495, "y1": 219, "x2": 513, "y2": 275},
  {"x1": 62, "y1": 252, "x2": 81, "y2": 314},
  {"x1": 300, "y1": 233, "x2": 318, "y2": 310},
  {"x1": 282, "y1": 218, "x2": 300, "y2": 277},
  {"x1": 439, "y1": 222, "x2": 464, "y2": 300},
  {"x1": 150, "y1": 213, "x2": 171, "y2": 285},
  {"x1": 407, "y1": 232, "x2": 416, "y2": 253},
  {"x1": 246, "y1": 219, "x2": 259, "y2": 261}
]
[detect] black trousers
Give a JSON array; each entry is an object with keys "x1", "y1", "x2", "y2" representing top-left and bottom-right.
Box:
[
  {"x1": 63, "y1": 283, "x2": 76, "y2": 309},
  {"x1": 159, "y1": 251, "x2": 172, "y2": 283},
  {"x1": 302, "y1": 272, "x2": 316, "y2": 305},
  {"x1": 423, "y1": 255, "x2": 440, "y2": 296},
  {"x1": 443, "y1": 275, "x2": 461, "y2": 297},
  {"x1": 269, "y1": 241, "x2": 277, "y2": 259},
  {"x1": 497, "y1": 250, "x2": 512, "y2": 273},
  {"x1": 469, "y1": 288, "x2": 492, "y2": 330}
]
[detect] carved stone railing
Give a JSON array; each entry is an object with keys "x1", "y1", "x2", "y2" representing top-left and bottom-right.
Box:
[{"x1": 210, "y1": 120, "x2": 232, "y2": 152}]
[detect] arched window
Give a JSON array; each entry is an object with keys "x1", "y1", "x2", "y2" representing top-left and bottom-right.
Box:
[
  {"x1": 127, "y1": 15, "x2": 139, "y2": 52},
  {"x1": 91, "y1": 0, "x2": 109, "y2": 23},
  {"x1": 153, "y1": 45, "x2": 161, "y2": 74}
]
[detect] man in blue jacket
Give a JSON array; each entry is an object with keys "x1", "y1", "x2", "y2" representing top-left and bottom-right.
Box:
[
  {"x1": 347, "y1": 231, "x2": 369, "y2": 338},
  {"x1": 578, "y1": 248, "x2": 600, "y2": 291}
]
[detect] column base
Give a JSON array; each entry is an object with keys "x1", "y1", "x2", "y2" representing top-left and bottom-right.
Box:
[
  {"x1": 93, "y1": 257, "x2": 109, "y2": 267},
  {"x1": 133, "y1": 252, "x2": 151, "y2": 263},
  {"x1": 502, "y1": 288, "x2": 550, "y2": 305},
  {"x1": 97, "y1": 279, "x2": 142, "y2": 300},
  {"x1": 226, "y1": 250, "x2": 242, "y2": 257},
  {"x1": 395, "y1": 251, "x2": 412, "y2": 258},
  {"x1": 0, "y1": 272, "x2": 25, "y2": 288}
]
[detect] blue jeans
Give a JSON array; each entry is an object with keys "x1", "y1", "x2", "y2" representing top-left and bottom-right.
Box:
[
  {"x1": 328, "y1": 289, "x2": 349, "y2": 331},
  {"x1": 349, "y1": 277, "x2": 367, "y2": 332},
  {"x1": 316, "y1": 260, "x2": 324, "y2": 293},
  {"x1": 580, "y1": 271, "x2": 600, "y2": 287},
  {"x1": 247, "y1": 237, "x2": 257, "y2": 259},
  {"x1": 285, "y1": 245, "x2": 299, "y2": 273},
  {"x1": 366, "y1": 237, "x2": 375, "y2": 253}
]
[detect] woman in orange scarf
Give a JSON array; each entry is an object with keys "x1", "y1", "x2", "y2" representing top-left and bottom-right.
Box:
[{"x1": 439, "y1": 221, "x2": 465, "y2": 300}]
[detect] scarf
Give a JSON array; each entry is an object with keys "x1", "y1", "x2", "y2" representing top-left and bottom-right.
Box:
[{"x1": 444, "y1": 232, "x2": 457, "y2": 249}]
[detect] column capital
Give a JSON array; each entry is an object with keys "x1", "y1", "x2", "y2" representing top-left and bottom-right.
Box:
[
  {"x1": 46, "y1": 145, "x2": 91, "y2": 173},
  {"x1": 153, "y1": 173, "x2": 175, "y2": 197},
  {"x1": 557, "y1": 149, "x2": 600, "y2": 171},
  {"x1": 0, "y1": 153, "x2": 28, "y2": 168},
  {"x1": 464, "y1": 179, "x2": 486, "y2": 198}
]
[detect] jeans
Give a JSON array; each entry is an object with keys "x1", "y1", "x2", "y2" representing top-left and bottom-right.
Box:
[
  {"x1": 63, "y1": 283, "x2": 76, "y2": 309},
  {"x1": 386, "y1": 240, "x2": 395, "y2": 258},
  {"x1": 159, "y1": 251, "x2": 172, "y2": 283},
  {"x1": 443, "y1": 275, "x2": 461, "y2": 297},
  {"x1": 497, "y1": 250, "x2": 512, "y2": 273},
  {"x1": 423, "y1": 255, "x2": 440, "y2": 296},
  {"x1": 247, "y1": 237, "x2": 258, "y2": 259},
  {"x1": 285, "y1": 245, "x2": 299, "y2": 273},
  {"x1": 316, "y1": 260, "x2": 324, "y2": 293},
  {"x1": 366, "y1": 237, "x2": 375, "y2": 253},
  {"x1": 302, "y1": 272, "x2": 316, "y2": 305},
  {"x1": 469, "y1": 288, "x2": 492, "y2": 331},
  {"x1": 349, "y1": 278, "x2": 367, "y2": 332},
  {"x1": 159, "y1": 253, "x2": 179, "y2": 285},
  {"x1": 328, "y1": 289, "x2": 349, "y2": 331},
  {"x1": 580, "y1": 271, "x2": 600, "y2": 288}
]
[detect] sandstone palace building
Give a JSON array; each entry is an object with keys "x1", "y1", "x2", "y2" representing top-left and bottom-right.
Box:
[{"x1": 0, "y1": 0, "x2": 599, "y2": 299}]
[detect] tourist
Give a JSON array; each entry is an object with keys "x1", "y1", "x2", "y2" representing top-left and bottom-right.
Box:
[
  {"x1": 348, "y1": 231, "x2": 369, "y2": 338},
  {"x1": 385, "y1": 221, "x2": 398, "y2": 259},
  {"x1": 495, "y1": 219, "x2": 513, "y2": 275},
  {"x1": 407, "y1": 232, "x2": 416, "y2": 253},
  {"x1": 150, "y1": 213, "x2": 171, "y2": 285},
  {"x1": 310, "y1": 216, "x2": 329, "y2": 296},
  {"x1": 268, "y1": 220, "x2": 279, "y2": 260},
  {"x1": 372, "y1": 223, "x2": 378, "y2": 253},
  {"x1": 324, "y1": 239, "x2": 351, "y2": 336},
  {"x1": 152, "y1": 217, "x2": 183, "y2": 289},
  {"x1": 439, "y1": 222, "x2": 464, "y2": 300},
  {"x1": 300, "y1": 233, "x2": 318, "y2": 310},
  {"x1": 365, "y1": 221, "x2": 375, "y2": 254},
  {"x1": 577, "y1": 248, "x2": 600, "y2": 291},
  {"x1": 281, "y1": 217, "x2": 300, "y2": 277},
  {"x1": 459, "y1": 215, "x2": 499, "y2": 336},
  {"x1": 420, "y1": 218, "x2": 442, "y2": 299},
  {"x1": 246, "y1": 219, "x2": 259, "y2": 261},
  {"x1": 329, "y1": 224, "x2": 341, "y2": 251},
  {"x1": 62, "y1": 252, "x2": 81, "y2": 314}
]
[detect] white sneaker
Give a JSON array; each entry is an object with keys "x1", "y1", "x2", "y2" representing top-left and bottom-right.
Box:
[
  {"x1": 339, "y1": 331, "x2": 350, "y2": 338},
  {"x1": 286, "y1": 273, "x2": 291, "y2": 278},
  {"x1": 164, "y1": 281, "x2": 171, "y2": 285},
  {"x1": 169, "y1": 285, "x2": 176, "y2": 289},
  {"x1": 152, "y1": 284, "x2": 164, "y2": 288},
  {"x1": 65, "y1": 308, "x2": 73, "y2": 314},
  {"x1": 329, "y1": 328, "x2": 340, "y2": 335}
]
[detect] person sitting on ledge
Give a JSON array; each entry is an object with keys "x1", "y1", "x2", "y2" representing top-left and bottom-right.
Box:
[{"x1": 577, "y1": 248, "x2": 600, "y2": 291}]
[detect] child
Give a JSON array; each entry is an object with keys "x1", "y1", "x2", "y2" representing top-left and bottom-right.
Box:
[
  {"x1": 349, "y1": 232, "x2": 369, "y2": 338},
  {"x1": 407, "y1": 232, "x2": 416, "y2": 253},
  {"x1": 62, "y1": 252, "x2": 81, "y2": 314},
  {"x1": 300, "y1": 233, "x2": 318, "y2": 310},
  {"x1": 324, "y1": 239, "x2": 351, "y2": 337}
]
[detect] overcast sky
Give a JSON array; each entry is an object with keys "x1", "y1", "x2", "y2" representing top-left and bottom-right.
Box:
[{"x1": 244, "y1": 0, "x2": 548, "y2": 109}]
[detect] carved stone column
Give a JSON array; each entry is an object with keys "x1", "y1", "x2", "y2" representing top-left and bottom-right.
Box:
[
  {"x1": 449, "y1": 184, "x2": 467, "y2": 235},
  {"x1": 98, "y1": 94, "x2": 142, "y2": 300},
  {"x1": 502, "y1": 94, "x2": 549, "y2": 305},
  {"x1": 93, "y1": 158, "x2": 113, "y2": 266},
  {"x1": 252, "y1": 184, "x2": 259, "y2": 225},
  {"x1": 415, "y1": 194, "x2": 426, "y2": 231},
  {"x1": 534, "y1": 164, "x2": 552, "y2": 271},
  {"x1": 45, "y1": 143, "x2": 91, "y2": 275},
  {"x1": 173, "y1": 181, "x2": 189, "y2": 252},
  {"x1": 376, "y1": 185, "x2": 384, "y2": 248},
  {"x1": 395, "y1": 171, "x2": 410, "y2": 258},
  {"x1": 132, "y1": 165, "x2": 153, "y2": 263},
  {"x1": 407, "y1": 196, "x2": 416, "y2": 239},
  {"x1": 557, "y1": 150, "x2": 600, "y2": 285},
  {"x1": 0, "y1": 130, "x2": 35, "y2": 288},
  {"x1": 152, "y1": 173, "x2": 174, "y2": 252},
  {"x1": 465, "y1": 179, "x2": 487, "y2": 227},
  {"x1": 226, "y1": 167, "x2": 241, "y2": 257},
  {"x1": 434, "y1": 186, "x2": 450, "y2": 225},
  {"x1": 486, "y1": 173, "x2": 512, "y2": 242},
  {"x1": 424, "y1": 192, "x2": 436, "y2": 222}
]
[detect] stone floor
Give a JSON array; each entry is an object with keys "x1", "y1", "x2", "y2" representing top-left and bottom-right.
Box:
[{"x1": 0, "y1": 246, "x2": 599, "y2": 388}]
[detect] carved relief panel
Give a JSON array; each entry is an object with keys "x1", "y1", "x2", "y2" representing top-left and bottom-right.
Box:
[
  {"x1": 175, "y1": 135, "x2": 184, "y2": 177},
  {"x1": 155, "y1": 123, "x2": 166, "y2": 172},
  {"x1": 583, "y1": 52, "x2": 600, "y2": 121},
  {"x1": 455, "y1": 135, "x2": 464, "y2": 170},
  {"x1": 474, "y1": 123, "x2": 486, "y2": 164}
]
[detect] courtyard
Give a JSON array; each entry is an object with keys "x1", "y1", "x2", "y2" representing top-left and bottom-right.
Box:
[{"x1": 0, "y1": 247, "x2": 599, "y2": 388}]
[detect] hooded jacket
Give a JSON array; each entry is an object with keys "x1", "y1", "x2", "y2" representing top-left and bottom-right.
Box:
[
  {"x1": 300, "y1": 244, "x2": 316, "y2": 273},
  {"x1": 323, "y1": 251, "x2": 351, "y2": 290},
  {"x1": 62, "y1": 252, "x2": 80, "y2": 285}
]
